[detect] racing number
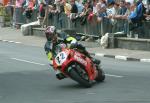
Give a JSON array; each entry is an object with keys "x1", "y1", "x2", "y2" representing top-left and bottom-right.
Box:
[{"x1": 56, "y1": 53, "x2": 65, "y2": 64}]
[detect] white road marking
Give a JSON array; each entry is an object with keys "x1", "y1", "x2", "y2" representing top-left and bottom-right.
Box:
[
  {"x1": 1, "y1": 40, "x2": 21, "y2": 44},
  {"x1": 86, "y1": 92, "x2": 96, "y2": 95},
  {"x1": 11, "y1": 58, "x2": 123, "y2": 78},
  {"x1": 11, "y1": 58, "x2": 46, "y2": 66},
  {"x1": 105, "y1": 74, "x2": 124, "y2": 78}
]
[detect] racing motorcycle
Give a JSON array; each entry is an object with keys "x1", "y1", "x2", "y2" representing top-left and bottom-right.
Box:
[{"x1": 51, "y1": 44, "x2": 105, "y2": 88}]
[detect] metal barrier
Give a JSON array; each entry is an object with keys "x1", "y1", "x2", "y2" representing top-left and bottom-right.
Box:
[
  {"x1": 143, "y1": 21, "x2": 150, "y2": 38},
  {"x1": 47, "y1": 13, "x2": 128, "y2": 37},
  {"x1": 13, "y1": 8, "x2": 26, "y2": 25},
  {"x1": 47, "y1": 12, "x2": 150, "y2": 38},
  {"x1": 2, "y1": 6, "x2": 150, "y2": 38},
  {"x1": 12, "y1": 7, "x2": 38, "y2": 27}
]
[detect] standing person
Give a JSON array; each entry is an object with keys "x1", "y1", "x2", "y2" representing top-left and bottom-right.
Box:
[
  {"x1": 23, "y1": 0, "x2": 35, "y2": 23},
  {"x1": 54, "y1": 0, "x2": 62, "y2": 13},
  {"x1": 121, "y1": 2, "x2": 131, "y2": 34},
  {"x1": 93, "y1": 0, "x2": 98, "y2": 14},
  {"x1": 13, "y1": 0, "x2": 24, "y2": 28},
  {"x1": 41, "y1": 0, "x2": 48, "y2": 27},
  {"x1": 61, "y1": 0, "x2": 72, "y2": 16},
  {"x1": 118, "y1": 0, "x2": 127, "y2": 15},
  {"x1": 115, "y1": 0, "x2": 127, "y2": 33},
  {"x1": 96, "y1": 0, "x2": 107, "y2": 22},
  {"x1": 75, "y1": 0, "x2": 84, "y2": 13},
  {"x1": 5, "y1": 2, "x2": 14, "y2": 25},
  {"x1": 70, "y1": 0, "x2": 78, "y2": 13},
  {"x1": 0, "y1": 0, "x2": 2, "y2": 4},
  {"x1": 106, "y1": 2, "x2": 119, "y2": 28},
  {"x1": 41, "y1": 0, "x2": 54, "y2": 27},
  {"x1": 121, "y1": 2, "x2": 131, "y2": 19},
  {"x1": 69, "y1": 0, "x2": 78, "y2": 22},
  {"x1": 128, "y1": 0, "x2": 146, "y2": 37}
]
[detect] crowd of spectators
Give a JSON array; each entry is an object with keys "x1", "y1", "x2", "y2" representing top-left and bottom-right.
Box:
[{"x1": 1, "y1": 0, "x2": 150, "y2": 35}]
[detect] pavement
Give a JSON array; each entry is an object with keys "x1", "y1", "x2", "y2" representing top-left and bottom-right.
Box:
[{"x1": 0, "y1": 27, "x2": 150, "y2": 63}]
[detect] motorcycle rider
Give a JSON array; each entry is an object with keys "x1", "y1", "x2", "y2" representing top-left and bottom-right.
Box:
[{"x1": 44, "y1": 26, "x2": 100, "y2": 79}]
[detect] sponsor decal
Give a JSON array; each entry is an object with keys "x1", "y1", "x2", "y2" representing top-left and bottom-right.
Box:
[{"x1": 74, "y1": 55, "x2": 87, "y2": 66}]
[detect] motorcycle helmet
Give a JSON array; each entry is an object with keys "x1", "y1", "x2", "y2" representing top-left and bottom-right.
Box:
[{"x1": 45, "y1": 26, "x2": 57, "y2": 41}]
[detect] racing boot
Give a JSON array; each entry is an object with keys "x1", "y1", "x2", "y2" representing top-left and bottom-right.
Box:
[{"x1": 84, "y1": 50, "x2": 101, "y2": 65}]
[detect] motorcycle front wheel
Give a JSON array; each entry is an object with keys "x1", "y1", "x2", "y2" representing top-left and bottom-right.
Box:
[
  {"x1": 95, "y1": 67, "x2": 105, "y2": 82},
  {"x1": 69, "y1": 68, "x2": 92, "y2": 88}
]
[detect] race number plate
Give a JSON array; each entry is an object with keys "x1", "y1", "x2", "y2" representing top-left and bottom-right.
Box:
[{"x1": 55, "y1": 51, "x2": 68, "y2": 66}]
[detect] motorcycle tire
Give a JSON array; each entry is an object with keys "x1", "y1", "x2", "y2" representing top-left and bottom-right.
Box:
[
  {"x1": 69, "y1": 69, "x2": 92, "y2": 88},
  {"x1": 95, "y1": 68, "x2": 105, "y2": 82}
]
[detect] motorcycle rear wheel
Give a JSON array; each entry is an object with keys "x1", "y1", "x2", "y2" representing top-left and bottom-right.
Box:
[{"x1": 69, "y1": 68, "x2": 92, "y2": 88}]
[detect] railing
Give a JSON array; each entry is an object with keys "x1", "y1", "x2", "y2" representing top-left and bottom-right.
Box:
[
  {"x1": 2, "y1": 6, "x2": 150, "y2": 38},
  {"x1": 47, "y1": 13, "x2": 124, "y2": 37},
  {"x1": 47, "y1": 12, "x2": 150, "y2": 38},
  {"x1": 12, "y1": 7, "x2": 38, "y2": 25}
]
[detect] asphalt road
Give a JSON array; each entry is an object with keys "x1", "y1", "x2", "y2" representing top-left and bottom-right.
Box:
[{"x1": 0, "y1": 42, "x2": 150, "y2": 103}]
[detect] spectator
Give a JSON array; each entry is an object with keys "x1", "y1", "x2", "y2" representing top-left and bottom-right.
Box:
[
  {"x1": 0, "y1": 3, "x2": 4, "y2": 16},
  {"x1": 5, "y1": 2, "x2": 14, "y2": 16},
  {"x1": 61, "y1": 0, "x2": 72, "y2": 16},
  {"x1": 75, "y1": 0, "x2": 84, "y2": 13},
  {"x1": 121, "y1": 2, "x2": 131, "y2": 19},
  {"x1": 128, "y1": 0, "x2": 145, "y2": 23},
  {"x1": 96, "y1": 0, "x2": 107, "y2": 22},
  {"x1": 13, "y1": 0, "x2": 24, "y2": 28},
  {"x1": 91, "y1": 0, "x2": 97, "y2": 14},
  {"x1": 144, "y1": 8, "x2": 150, "y2": 20},
  {"x1": 70, "y1": 0, "x2": 78, "y2": 13},
  {"x1": 118, "y1": 0, "x2": 127, "y2": 15},
  {"x1": 54, "y1": 0, "x2": 62, "y2": 13},
  {"x1": 106, "y1": 1, "x2": 119, "y2": 25},
  {"x1": 15, "y1": 0, "x2": 24, "y2": 10},
  {"x1": 112, "y1": 0, "x2": 127, "y2": 33},
  {"x1": 121, "y1": 2, "x2": 131, "y2": 34},
  {"x1": 52, "y1": 0, "x2": 64, "y2": 13},
  {"x1": 81, "y1": 1, "x2": 93, "y2": 15},
  {"x1": 45, "y1": 0, "x2": 55, "y2": 5},
  {"x1": 41, "y1": 0, "x2": 53, "y2": 27},
  {"x1": 127, "y1": 0, "x2": 146, "y2": 37},
  {"x1": 39, "y1": 2, "x2": 46, "y2": 18},
  {"x1": 23, "y1": 0, "x2": 35, "y2": 22},
  {"x1": 69, "y1": 0, "x2": 78, "y2": 22},
  {"x1": 5, "y1": 2, "x2": 14, "y2": 25},
  {"x1": 125, "y1": 0, "x2": 134, "y2": 5},
  {"x1": 80, "y1": 1, "x2": 90, "y2": 16},
  {"x1": 78, "y1": 1, "x2": 92, "y2": 25},
  {"x1": 0, "y1": 1, "x2": 2, "y2": 4},
  {"x1": 107, "y1": 0, "x2": 114, "y2": 5}
]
